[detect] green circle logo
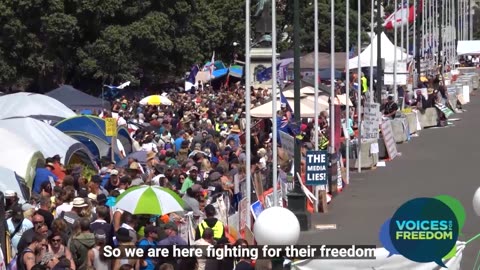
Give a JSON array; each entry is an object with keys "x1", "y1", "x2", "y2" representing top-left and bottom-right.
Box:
[{"x1": 379, "y1": 196, "x2": 465, "y2": 267}]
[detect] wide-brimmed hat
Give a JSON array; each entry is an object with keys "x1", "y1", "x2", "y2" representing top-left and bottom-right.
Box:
[
  {"x1": 46, "y1": 162, "x2": 55, "y2": 169},
  {"x1": 181, "y1": 115, "x2": 192, "y2": 123},
  {"x1": 116, "y1": 228, "x2": 132, "y2": 242},
  {"x1": 230, "y1": 125, "x2": 241, "y2": 133},
  {"x1": 72, "y1": 197, "x2": 88, "y2": 208},
  {"x1": 128, "y1": 162, "x2": 141, "y2": 171},
  {"x1": 147, "y1": 151, "x2": 156, "y2": 161}
]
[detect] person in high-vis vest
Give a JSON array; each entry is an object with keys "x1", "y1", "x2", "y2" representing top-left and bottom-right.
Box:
[
  {"x1": 195, "y1": 204, "x2": 226, "y2": 240},
  {"x1": 319, "y1": 133, "x2": 329, "y2": 150},
  {"x1": 361, "y1": 72, "x2": 368, "y2": 95}
]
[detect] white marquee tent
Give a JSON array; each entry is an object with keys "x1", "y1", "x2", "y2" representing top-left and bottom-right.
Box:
[
  {"x1": 348, "y1": 32, "x2": 413, "y2": 69},
  {"x1": 0, "y1": 92, "x2": 76, "y2": 123},
  {"x1": 0, "y1": 167, "x2": 29, "y2": 203},
  {"x1": 0, "y1": 118, "x2": 96, "y2": 168},
  {"x1": 457, "y1": 40, "x2": 480, "y2": 55},
  {"x1": 0, "y1": 128, "x2": 44, "y2": 188}
]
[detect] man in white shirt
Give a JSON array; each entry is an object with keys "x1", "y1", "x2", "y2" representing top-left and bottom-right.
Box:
[
  {"x1": 117, "y1": 111, "x2": 127, "y2": 126},
  {"x1": 7, "y1": 205, "x2": 33, "y2": 257}
]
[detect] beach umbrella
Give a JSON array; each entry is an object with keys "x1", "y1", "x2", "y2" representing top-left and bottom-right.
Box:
[
  {"x1": 139, "y1": 95, "x2": 173, "y2": 106},
  {"x1": 115, "y1": 185, "x2": 184, "y2": 215}
]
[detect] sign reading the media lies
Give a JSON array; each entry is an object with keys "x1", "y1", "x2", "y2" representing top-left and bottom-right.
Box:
[{"x1": 305, "y1": 150, "x2": 329, "y2": 186}]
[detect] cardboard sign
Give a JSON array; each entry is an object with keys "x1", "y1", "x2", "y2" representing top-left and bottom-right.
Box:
[
  {"x1": 380, "y1": 121, "x2": 398, "y2": 160},
  {"x1": 250, "y1": 200, "x2": 264, "y2": 220},
  {"x1": 279, "y1": 131, "x2": 295, "y2": 157},
  {"x1": 362, "y1": 103, "x2": 381, "y2": 140},
  {"x1": 105, "y1": 118, "x2": 117, "y2": 137},
  {"x1": 239, "y1": 198, "x2": 248, "y2": 231},
  {"x1": 435, "y1": 103, "x2": 454, "y2": 119},
  {"x1": 305, "y1": 150, "x2": 328, "y2": 186}
]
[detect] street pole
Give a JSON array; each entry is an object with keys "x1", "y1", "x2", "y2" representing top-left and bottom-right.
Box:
[
  {"x1": 330, "y1": 0, "x2": 335, "y2": 155},
  {"x1": 287, "y1": 0, "x2": 310, "y2": 231},
  {"x1": 370, "y1": 0, "x2": 374, "y2": 104},
  {"x1": 271, "y1": 0, "x2": 278, "y2": 207},
  {"x1": 376, "y1": 0, "x2": 383, "y2": 103},
  {"x1": 357, "y1": 0, "x2": 362, "y2": 173},
  {"x1": 438, "y1": 0, "x2": 443, "y2": 72},
  {"x1": 345, "y1": 0, "x2": 350, "y2": 185},
  {"x1": 415, "y1": 0, "x2": 421, "y2": 80},
  {"x1": 394, "y1": 0, "x2": 398, "y2": 100},
  {"x1": 245, "y1": 0, "x2": 252, "y2": 229},
  {"x1": 313, "y1": 0, "x2": 320, "y2": 211}
]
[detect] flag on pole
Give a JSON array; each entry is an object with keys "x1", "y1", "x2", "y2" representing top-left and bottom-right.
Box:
[
  {"x1": 210, "y1": 52, "x2": 215, "y2": 76},
  {"x1": 280, "y1": 90, "x2": 293, "y2": 114},
  {"x1": 104, "y1": 81, "x2": 131, "y2": 90}
]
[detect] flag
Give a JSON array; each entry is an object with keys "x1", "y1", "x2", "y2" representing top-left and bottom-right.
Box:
[
  {"x1": 279, "y1": 90, "x2": 293, "y2": 113},
  {"x1": 104, "y1": 81, "x2": 131, "y2": 90},
  {"x1": 256, "y1": 66, "x2": 273, "y2": 82},
  {"x1": 210, "y1": 52, "x2": 215, "y2": 76},
  {"x1": 383, "y1": 0, "x2": 420, "y2": 30},
  {"x1": 187, "y1": 65, "x2": 199, "y2": 84},
  {"x1": 349, "y1": 46, "x2": 355, "y2": 58}
]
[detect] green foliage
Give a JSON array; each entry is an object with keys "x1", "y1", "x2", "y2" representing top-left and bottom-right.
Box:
[{"x1": 0, "y1": 0, "x2": 377, "y2": 92}]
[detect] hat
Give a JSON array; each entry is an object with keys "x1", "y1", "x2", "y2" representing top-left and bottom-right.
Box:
[
  {"x1": 22, "y1": 203, "x2": 35, "y2": 212},
  {"x1": 88, "y1": 193, "x2": 97, "y2": 201},
  {"x1": 46, "y1": 162, "x2": 55, "y2": 169},
  {"x1": 152, "y1": 114, "x2": 158, "y2": 119},
  {"x1": 121, "y1": 99, "x2": 128, "y2": 104},
  {"x1": 5, "y1": 190, "x2": 16, "y2": 197},
  {"x1": 110, "y1": 169, "x2": 119, "y2": 176},
  {"x1": 52, "y1": 154, "x2": 61, "y2": 161},
  {"x1": 281, "y1": 103, "x2": 286, "y2": 108},
  {"x1": 116, "y1": 228, "x2": 132, "y2": 242},
  {"x1": 41, "y1": 252, "x2": 56, "y2": 266},
  {"x1": 163, "y1": 222, "x2": 178, "y2": 232},
  {"x1": 128, "y1": 162, "x2": 141, "y2": 171},
  {"x1": 257, "y1": 148, "x2": 267, "y2": 156},
  {"x1": 91, "y1": 175, "x2": 103, "y2": 184},
  {"x1": 230, "y1": 125, "x2": 241, "y2": 133},
  {"x1": 191, "y1": 184, "x2": 203, "y2": 193},
  {"x1": 189, "y1": 166, "x2": 198, "y2": 172},
  {"x1": 181, "y1": 115, "x2": 191, "y2": 123},
  {"x1": 72, "y1": 197, "x2": 88, "y2": 208},
  {"x1": 147, "y1": 151, "x2": 156, "y2": 161},
  {"x1": 95, "y1": 229, "x2": 107, "y2": 240}
]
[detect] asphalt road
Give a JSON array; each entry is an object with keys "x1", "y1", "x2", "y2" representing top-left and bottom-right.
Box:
[{"x1": 299, "y1": 93, "x2": 480, "y2": 269}]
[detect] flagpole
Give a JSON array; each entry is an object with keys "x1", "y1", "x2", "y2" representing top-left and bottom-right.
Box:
[
  {"x1": 394, "y1": 0, "x2": 398, "y2": 102},
  {"x1": 357, "y1": 0, "x2": 362, "y2": 173},
  {"x1": 330, "y1": 0, "x2": 335, "y2": 160},
  {"x1": 345, "y1": 0, "x2": 350, "y2": 185},
  {"x1": 370, "y1": 0, "x2": 374, "y2": 104},
  {"x1": 313, "y1": 0, "x2": 320, "y2": 211},
  {"x1": 413, "y1": 0, "x2": 416, "y2": 86},
  {"x1": 401, "y1": 2, "x2": 405, "y2": 62},
  {"x1": 271, "y1": 0, "x2": 278, "y2": 207},
  {"x1": 245, "y1": 0, "x2": 252, "y2": 229}
]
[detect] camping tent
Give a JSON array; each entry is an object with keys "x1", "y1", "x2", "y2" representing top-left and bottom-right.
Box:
[
  {"x1": 0, "y1": 92, "x2": 76, "y2": 123},
  {"x1": 46, "y1": 85, "x2": 110, "y2": 111},
  {"x1": 54, "y1": 116, "x2": 132, "y2": 162},
  {"x1": 0, "y1": 167, "x2": 30, "y2": 203},
  {"x1": 0, "y1": 128, "x2": 44, "y2": 188},
  {"x1": 0, "y1": 118, "x2": 97, "y2": 168},
  {"x1": 457, "y1": 40, "x2": 480, "y2": 55},
  {"x1": 348, "y1": 32, "x2": 412, "y2": 69}
]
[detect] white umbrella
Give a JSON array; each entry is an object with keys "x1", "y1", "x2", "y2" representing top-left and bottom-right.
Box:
[
  {"x1": 115, "y1": 185, "x2": 184, "y2": 215},
  {"x1": 139, "y1": 95, "x2": 173, "y2": 106}
]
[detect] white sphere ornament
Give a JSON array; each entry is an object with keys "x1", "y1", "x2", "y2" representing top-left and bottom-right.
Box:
[
  {"x1": 473, "y1": 187, "x2": 480, "y2": 216},
  {"x1": 254, "y1": 206, "x2": 301, "y2": 245}
]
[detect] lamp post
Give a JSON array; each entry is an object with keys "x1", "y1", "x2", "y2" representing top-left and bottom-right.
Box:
[{"x1": 287, "y1": 0, "x2": 310, "y2": 232}]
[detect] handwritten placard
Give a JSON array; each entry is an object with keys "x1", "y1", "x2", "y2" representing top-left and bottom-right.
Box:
[
  {"x1": 362, "y1": 103, "x2": 381, "y2": 140},
  {"x1": 380, "y1": 120, "x2": 398, "y2": 160}
]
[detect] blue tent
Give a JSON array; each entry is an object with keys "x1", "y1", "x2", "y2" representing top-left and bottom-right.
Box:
[
  {"x1": 204, "y1": 60, "x2": 229, "y2": 79},
  {"x1": 54, "y1": 116, "x2": 132, "y2": 162}
]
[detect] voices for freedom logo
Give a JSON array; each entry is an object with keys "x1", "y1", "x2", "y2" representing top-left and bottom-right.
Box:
[{"x1": 379, "y1": 195, "x2": 465, "y2": 267}]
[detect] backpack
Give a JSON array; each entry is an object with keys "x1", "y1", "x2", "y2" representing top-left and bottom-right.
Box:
[{"x1": 8, "y1": 248, "x2": 33, "y2": 270}]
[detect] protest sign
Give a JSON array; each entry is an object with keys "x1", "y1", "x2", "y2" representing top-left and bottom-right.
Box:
[
  {"x1": 362, "y1": 102, "x2": 381, "y2": 140},
  {"x1": 380, "y1": 121, "x2": 398, "y2": 160},
  {"x1": 279, "y1": 131, "x2": 295, "y2": 157},
  {"x1": 305, "y1": 150, "x2": 328, "y2": 186}
]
